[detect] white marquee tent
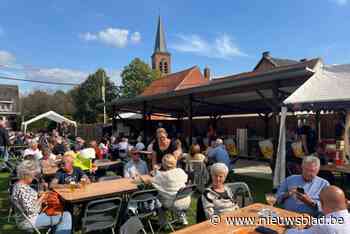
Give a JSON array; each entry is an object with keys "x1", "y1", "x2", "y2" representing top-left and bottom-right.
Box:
[
  {"x1": 274, "y1": 64, "x2": 350, "y2": 187},
  {"x1": 21, "y1": 111, "x2": 77, "y2": 134}
]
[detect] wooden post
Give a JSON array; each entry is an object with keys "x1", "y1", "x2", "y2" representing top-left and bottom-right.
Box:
[
  {"x1": 315, "y1": 111, "x2": 320, "y2": 141},
  {"x1": 112, "y1": 105, "x2": 117, "y2": 136},
  {"x1": 189, "y1": 95, "x2": 193, "y2": 146},
  {"x1": 143, "y1": 101, "x2": 147, "y2": 144},
  {"x1": 264, "y1": 113, "x2": 270, "y2": 139}
]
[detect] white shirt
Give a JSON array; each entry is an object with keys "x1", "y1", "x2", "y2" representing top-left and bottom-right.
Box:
[
  {"x1": 135, "y1": 142, "x2": 145, "y2": 151},
  {"x1": 24, "y1": 148, "x2": 42, "y2": 160},
  {"x1": 124, "y1": 159, "x2": 148, "y2": 178},
  {"x1": 286, "y1": 209, "x2": 350, "y2": 234}
]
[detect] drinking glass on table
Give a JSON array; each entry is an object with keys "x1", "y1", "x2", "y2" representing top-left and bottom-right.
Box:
[
  {"x1": 69, "y1": 181, "x2": 76, "y2": 192},
  {"x1": 80, "y1": 177, "x2": 87, "y2": 189},
  {"x1": 265, "y1": 192, "x2": 277, "y2": 206}
]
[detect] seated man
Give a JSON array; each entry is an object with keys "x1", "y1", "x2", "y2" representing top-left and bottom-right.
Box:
[
  {"x1": 286, "y1": 185, "x2": 350, "y2": 234},
  {"x1": 124, "y1": 148, "x2": 149, "y2": 178},
  {"x1": 276, "y1": 156, "x2": 329, "y2": 216},
  {"x1": 51, "y1": 152, "x2": 91, "y2": 187},
  {"x1": 207, "y1": 138, "x2": 231, "y2": 169}
]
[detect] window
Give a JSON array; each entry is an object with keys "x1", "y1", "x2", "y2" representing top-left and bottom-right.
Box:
[
  {"x1": 159, "y1": 61, "x2": 163, "y2": 72},
  {"x1": 164, "y1": 62, "x2": 168, "y2": 73}
]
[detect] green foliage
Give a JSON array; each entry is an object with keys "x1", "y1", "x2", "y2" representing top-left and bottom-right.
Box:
[
  {"x1": 70, "y1": 69, "x2": 119, "y2": 123},
  {"x1": 121, "y1": 58, "x2": 160, "y2": 98},
  {"x1": 21, "y1": 90, "x2": 74, "y2": 120}
]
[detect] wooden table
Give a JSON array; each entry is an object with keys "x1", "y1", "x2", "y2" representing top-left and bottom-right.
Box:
[
  {"x1": 320, "y1": 164, "x2": 350, "y2": 174},
  {"x1": 173, "y1": 203, "x2": 308, "y2": 234},
  {"x1": 54, "y1": 175, "x2": 152, "y2": 203},
  {"x1": 320, "y1": 163, "x2": 350, "y2": 188},
  {"x1": 94, "y1": 159, "x2": 121, "y2": 168}
]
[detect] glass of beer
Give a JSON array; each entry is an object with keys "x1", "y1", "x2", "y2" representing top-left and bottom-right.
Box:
[
  {"x1": 80, "y1": 178, "x2": 87, "y2": 190},
  {"x1": 69, "y1": 181, "x2": 76, "y2": 192}
]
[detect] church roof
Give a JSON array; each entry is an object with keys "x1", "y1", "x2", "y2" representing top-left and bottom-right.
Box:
[
  {"x1": 141, "y1": 66, "x2": 208, "y2": 96},
  {"x1": 153, "y1": 16, "x2": 168, "y2": 53}
]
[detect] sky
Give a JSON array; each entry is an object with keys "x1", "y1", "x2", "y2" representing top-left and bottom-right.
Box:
[{"x1": 1, "y1": 0, "x2": 350, "y2": 94}]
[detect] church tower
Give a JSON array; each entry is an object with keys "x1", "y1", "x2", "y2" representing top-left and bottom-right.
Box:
[{"x1": 152, "y1": 16, "x2": 171, "y2": 75}]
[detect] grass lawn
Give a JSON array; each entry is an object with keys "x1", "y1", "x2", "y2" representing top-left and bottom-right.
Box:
[{"x1": 0, "y1": 171, "x2": 273, "y2": 234}]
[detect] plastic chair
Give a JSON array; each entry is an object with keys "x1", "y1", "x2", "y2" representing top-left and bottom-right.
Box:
[
  {"x1": 226, "y1": 182, "x2": 253, "y2": 208},
  {"x1": 82, "y1": 197, "x2": 122, "y2": 234},
  {"x1": 98, "y1": 175, "x2": 122, "y2": 181},
  {"x1": 127, "y1": 189, "x2": 159, "y2": 234},
  {"x1": 162, "y1": 184, "x2": 196, "y2": 232}
]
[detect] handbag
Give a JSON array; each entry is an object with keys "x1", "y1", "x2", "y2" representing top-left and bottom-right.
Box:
[{"x1": 42, "y1": 191, "x2": 64, "y2": 216}]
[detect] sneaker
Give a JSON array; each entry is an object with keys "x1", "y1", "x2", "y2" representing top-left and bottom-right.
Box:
[{"x1": 179, "y1": 212, "x2": 188, "y2": 225}]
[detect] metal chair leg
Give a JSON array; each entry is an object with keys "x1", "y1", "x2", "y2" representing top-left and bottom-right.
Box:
[{"x1": 147, "y1": 219, "x2": 154, "y2": 234}]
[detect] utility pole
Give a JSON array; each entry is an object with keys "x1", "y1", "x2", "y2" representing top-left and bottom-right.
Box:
[{"x1": 102, "y1": 72, "x2": 107, "y2": 124}]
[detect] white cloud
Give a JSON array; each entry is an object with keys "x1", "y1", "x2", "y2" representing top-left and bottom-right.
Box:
[
  {"x1": 106, "y1": 70, "x2": 121, "y2": 85},
  {"x1": 170, "y1": 34, "x2": 246, "y2": 59},
  {"x1": 81, "y1": 28, "x2": 141, "y2": 48},
  {"x1": 130, "y1": 32, "x2": 141, "y2": 44},
  {"x1": 331, "y1": 0, "x2": 348, "y2": 5},
  {"x1": 26, "y1": 68, "x2": 88, "y2": 84},
  {"x1": 0, "y1": 50, "x2": 16, "y2": 65}
]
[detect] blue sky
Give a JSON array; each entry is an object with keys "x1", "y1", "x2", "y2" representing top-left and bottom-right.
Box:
[{"x1": 1, "y1": 0, "x2": 350, "y2": 94}]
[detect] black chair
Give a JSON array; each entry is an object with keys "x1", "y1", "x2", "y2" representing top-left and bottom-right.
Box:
[
  {"x1": 196, "y1": 196, "x2": 206, "y2": 223},
  {"x1": 127, "y1": 189, "x2": 159, "y2": 234},
  {"x1": 81, "y1": 197, "x2": 122, "y2": 234},
  {"x1": 98, "y1": 175, "x2": 122, "y2": 182},
  {"x1": 162, "y1": 184, "x2": 196, "y2": 232}
]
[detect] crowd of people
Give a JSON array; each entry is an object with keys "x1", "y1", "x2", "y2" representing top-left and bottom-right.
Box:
[{"x1": 1, "y1": 118, "x2": 349, "y2": 233}]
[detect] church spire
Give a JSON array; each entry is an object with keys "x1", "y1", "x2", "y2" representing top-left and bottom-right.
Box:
[
  {"x1": 154, "y1": 15, "x2": 167, "y2": 53},
  {"x1": 152, "y1": 15, "x2": 171, "y2": 75}
]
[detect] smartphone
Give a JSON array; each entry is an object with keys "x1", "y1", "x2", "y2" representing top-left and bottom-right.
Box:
[
  {"x1": 255, "y1": 226, "x2": 278, "y2": 234},
  {"x1": 297, "y1": 187, "x2": 305, "y2": 194}
]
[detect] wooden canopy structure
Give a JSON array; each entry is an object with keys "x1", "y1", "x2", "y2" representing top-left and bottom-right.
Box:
[{"x1": 111, "y1": 58, "x2": 321, "y2": 145}]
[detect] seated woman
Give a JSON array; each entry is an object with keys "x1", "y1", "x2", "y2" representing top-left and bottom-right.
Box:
[
  {"x1": 152, "y1": 154, "x2": 190, "y2": 225},
  {"x1": 51, "y1": 152, "x2": 91, "y2": 187},
  {"x1": 12, "y1": 160, "x2": 72, "y2": 234},
  {"x1": 187, "y1": 144, "x2": 206, "y2": 162},
  {"x1": 202, "y1": 163, "x2": 239, "y2": 218}
]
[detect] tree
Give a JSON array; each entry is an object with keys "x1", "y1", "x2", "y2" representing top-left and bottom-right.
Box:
[
  {"x1": 21, "y1": 90, "x2": 75, "y2": 120},
  {"x1": 121, "y1": 58, "x2": 160, "y2": 98},
  {"x1": 70, "y1": 69, "x2": 119, "y2": 123}
]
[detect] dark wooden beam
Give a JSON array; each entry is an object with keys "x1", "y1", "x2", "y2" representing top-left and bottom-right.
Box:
[
  {"x1": 143, "y1": 101, "x2": 147, "y2": 143},
  {"x1": 189, "y1": 95, "x2": 193, "y2": 145},
  {"x1": 255, "y1": 89, "x2": 279, "y2": 112}
]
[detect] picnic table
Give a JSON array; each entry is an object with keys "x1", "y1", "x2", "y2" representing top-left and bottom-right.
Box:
[
  {"x1": 320, "y1": 163, "x2": 350, "y2": 188},
  {"x1": 320, "y1": 163, "x2": 350, "y2": 174},
  {"x1": 173, "y1": 203, "x2": 308, "y2": 234},
  {"x1": 53, "y1": 175, "x2": 152, "y2": 203}
]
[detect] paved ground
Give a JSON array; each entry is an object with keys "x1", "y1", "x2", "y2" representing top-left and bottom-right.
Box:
[{"x1": 234, "y1": 159, "x2": 272, "y2": 180}]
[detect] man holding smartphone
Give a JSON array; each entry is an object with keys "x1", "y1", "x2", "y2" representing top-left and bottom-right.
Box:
[{"x1": 276, "y1": 156, "x2": 329, "y2": 216}]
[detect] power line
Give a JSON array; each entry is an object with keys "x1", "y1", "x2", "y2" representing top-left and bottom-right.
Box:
[{"x1": 0, "y1": 75, "x2": 80, "y2": 86}]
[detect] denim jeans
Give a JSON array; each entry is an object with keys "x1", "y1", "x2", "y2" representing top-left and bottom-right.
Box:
[
  {"x1": 34, "y1": 212, "x2": 72, "y2": 234},
  {"x1": 0, "y1": 146, "x2": 8, "y2": 161}
]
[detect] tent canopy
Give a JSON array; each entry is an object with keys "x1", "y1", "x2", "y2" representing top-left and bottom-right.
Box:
[
  {"x1": 275, "y1": 64, "x2": 350, "y2": 187},
  {"x1": 21, "y1": 111, "x2": 77, "y2": 133},
  {"x1": 284, "y1": 64, "x2": 350, "y2": 110}
]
